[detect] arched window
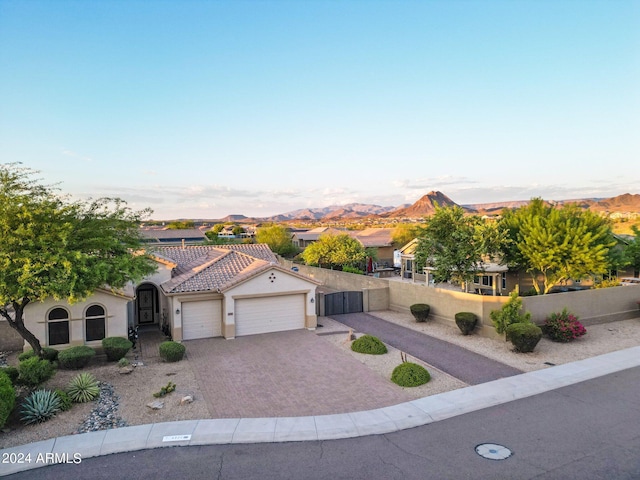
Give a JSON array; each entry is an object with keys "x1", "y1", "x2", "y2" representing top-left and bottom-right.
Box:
[
  {"x1": 85, "y1": 304, "x2": 106, "y2": 342},
  {"x1": 48, "y1": 308, "x2": 70, "y2": 346}
]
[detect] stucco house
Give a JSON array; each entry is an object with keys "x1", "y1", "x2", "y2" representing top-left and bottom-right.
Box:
[{"x1": 23, "y1": 244, "x2": 320, "y2": 350}]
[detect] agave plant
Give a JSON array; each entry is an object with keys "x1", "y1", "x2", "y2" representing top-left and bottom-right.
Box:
[
  {"x1": 66, "y1": 373, "x2": 100, "y2": 403},
  {"x1": 21, "y1": 390, "x2": 61, "y2": 425}
]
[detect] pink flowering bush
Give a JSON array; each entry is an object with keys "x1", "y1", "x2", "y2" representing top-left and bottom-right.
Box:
[{"x1": 544, "y1": 308, "x2": 587, "y2": 342}]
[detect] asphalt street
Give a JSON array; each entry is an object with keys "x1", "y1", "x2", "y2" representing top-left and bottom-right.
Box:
[{"x1": 9, "y1": 366, "x2": 640, "y2": 480}]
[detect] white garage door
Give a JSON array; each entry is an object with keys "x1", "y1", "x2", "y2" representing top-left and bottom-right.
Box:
[
  {"x1": 182, "y1": 300, "x2": 222, "y2": 340},
  {"x1": 235, "y1": 295, "x2": 305, "y2": 337}
]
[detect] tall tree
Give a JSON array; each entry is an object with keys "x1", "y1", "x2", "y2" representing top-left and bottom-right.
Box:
[
  {"x1": 0, "y1": 164, "x2": 157, "y2": 357},
  {"x1": 301, "y1": 234, "x2": 366, "y2": 269},
  {"x1": 413, "y1": 205, "x2": 493, "y2": 287},
  {"x1": 501, "y1": 198, "x2": 614, "y2": 294},
  {"x1": 622, "y1": 225, "x2": 640, "y2": 275},
  {"x1": 255, "y1": 224, "x2": 298, "y2": 257}
]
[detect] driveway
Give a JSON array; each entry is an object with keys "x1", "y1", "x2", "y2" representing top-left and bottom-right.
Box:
[{"x1": 184, "y1": 329, "x2": 414, "y2": 418}]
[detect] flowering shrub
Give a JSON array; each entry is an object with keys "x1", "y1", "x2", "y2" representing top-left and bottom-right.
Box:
[{"x1": 544, "y1": 308, "x2": 587, "y2": 342}]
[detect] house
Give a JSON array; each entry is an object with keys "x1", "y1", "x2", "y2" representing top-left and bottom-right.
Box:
[
  {"x1": 140, "y1": 227, "x2": 208, "y2": 245},
  {"x1": 350, "y1": 228, "x2": 395, "y2": 267},
  {"x1": 22, "y1": 244, "x2": 320, "y2": 350},
  {"x1": 291, "y1": 227, "x2": 345, "y2": 249}
]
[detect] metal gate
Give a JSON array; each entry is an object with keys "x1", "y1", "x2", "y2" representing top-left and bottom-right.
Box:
[{"x1": 324, "y1": 291, "x2": 363, "y2": 316}]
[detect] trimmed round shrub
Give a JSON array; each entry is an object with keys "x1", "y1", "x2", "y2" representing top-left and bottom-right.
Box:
[
  {"x1": 1, "y1": 366, "x2": 19, "y2": 385},
  {"x1": 0, "y1": 370, "x2": 16, "y2": 429},
  {"x1": 66, "y1": 373, "x2": 100, "y2": 403},
  {"x1": 455, "y1": 312, "x2": 478, "y2": 335},
  {"x1": 17, "y1": 357, "x2": 56, "y2": 387},
  {"x1": 54, "y1": 389, "x2": 73, "y2": 411},
  {"x1": 506, "y1": 322, "x2": 543, "y2": 353},
  {"x1": 410, "y1": 304, "x2": 430, "y2": 322},
  {"x1": 391, "y1": 362, "x2": 431, "y2": 387},
  {"x1": 102, "y1": 337, "x2": 133, "y2": 361},
  {"x1": 20, "y1": 389, "x2": 60, "y2": 425},
  {"x1": 58, "y1": 346, "x2": 96, "y2": 369},
  {"x1": 159, "y1": 341, "x2": 186, "y2": 362},
  {"x1": 351, "y1": 335, "x2": 388, "y2": 355},
  {"x1": 18, "y1": 347, "x2": 59, "y2": 362}
]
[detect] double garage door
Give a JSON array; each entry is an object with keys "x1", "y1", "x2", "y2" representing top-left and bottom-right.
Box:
[
  {"x1": 181, "y1": 295, "x2": 306, "y2": 339},
  {"x1": 235, "y1": 294, "x2": 305, "y2": 337}
]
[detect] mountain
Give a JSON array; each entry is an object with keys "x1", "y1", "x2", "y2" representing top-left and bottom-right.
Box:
[
  {"x1": 387, "y1": 191, "x2": 459, "y2": 218},
  {"x1": 270, "y1": 203, "x2": 398, "y2": 221}
]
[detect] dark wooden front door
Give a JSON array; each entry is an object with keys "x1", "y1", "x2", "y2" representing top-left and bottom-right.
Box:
[{"x1": 137, "y1": 285, "x2": 157, "y2": 325}]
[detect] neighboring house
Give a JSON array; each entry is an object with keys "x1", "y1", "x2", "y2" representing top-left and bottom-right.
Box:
[
  {"x1": 291, "y1": 227, "x2": 345, "y2": 249},
  {"x1": 350, "y1": 228, "x2": 395, "y2": 267},
  {"x1": 23, "y1": 244, "x2": 320, "y2": 350},
  {"x1": 140, "y1": 227, "x2": 208, "y2": 245}
]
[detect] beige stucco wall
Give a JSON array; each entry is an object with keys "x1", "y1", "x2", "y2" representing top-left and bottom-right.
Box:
[{"x1": 22, "y1": 290, "x2": 130, "y2": 351}]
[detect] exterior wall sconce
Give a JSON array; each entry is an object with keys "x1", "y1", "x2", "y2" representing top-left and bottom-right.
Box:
[
  {"x1": 310, "y1": 298, "x2": 314, "y2": 303},
  {"x1": 175, "y1": 308, "x2": 180, "y2": 315}
]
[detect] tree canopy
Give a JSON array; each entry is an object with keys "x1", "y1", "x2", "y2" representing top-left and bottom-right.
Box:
[
  {"x1": 301, "y1": 233, "x2": 366, "y2": 269},
  {"x1": 0, "y1": 163, "x2": 157, "y2": 356},
  {"x1": 500, "y1": 198, "x2": 614, "y2": 294},
  {"x1": 255, "y1": 224, "x2": 298, "y2": 257},
  {"x1": 622, "y1": 225, "x2": 640, "y2": 275}
]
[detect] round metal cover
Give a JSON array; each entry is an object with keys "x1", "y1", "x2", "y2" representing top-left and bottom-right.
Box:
[{"x1": 475, "y1": 443, "x2": 513, "y2": 461}]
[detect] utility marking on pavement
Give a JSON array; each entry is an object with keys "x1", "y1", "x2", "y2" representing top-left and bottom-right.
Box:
[
  {"x1": 475, "y1": 443, "x2": 512, "y2": 460},
  {"x1": 163, "y1": 435, "x2": 192, "y2": 442}
]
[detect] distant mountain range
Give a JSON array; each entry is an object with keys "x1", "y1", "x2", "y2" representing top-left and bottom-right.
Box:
[{"x1": 186, "y1": 192, "x2": 640, "y2": 223}]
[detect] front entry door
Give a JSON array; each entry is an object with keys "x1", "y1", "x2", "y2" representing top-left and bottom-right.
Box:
[{"x1": 137, "y1": 285, "x2": 157, "y2": 324}]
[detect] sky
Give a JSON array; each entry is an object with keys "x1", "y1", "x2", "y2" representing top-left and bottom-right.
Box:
[{"x1": 0, "y1": 0, "x2": 638, "y2": 220}]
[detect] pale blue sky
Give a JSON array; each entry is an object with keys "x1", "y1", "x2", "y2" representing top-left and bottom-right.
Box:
[{"x1": 1, "y1": 0, "x2": 638, "y2": 219}]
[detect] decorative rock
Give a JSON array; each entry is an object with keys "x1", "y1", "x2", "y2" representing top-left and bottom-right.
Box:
[
  {"x1": 76, "y1": 382, "x2": 127, "y2": 434},
  {"x1": 180, "y1": 395, "x2": 194, "y2": 405},
  {"x1": 147, "y1": 400, "x2": 164, "y2": 410},
  {"x1": 118, "y1": 366, "x2": 134, "y2": 374}
]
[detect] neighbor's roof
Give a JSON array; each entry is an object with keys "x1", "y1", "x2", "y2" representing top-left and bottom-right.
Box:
[
  {"x1": 140, "y1": 228, "x2": 207, "y2": 242},
  {"x1": 154, "y1": 244, "x2": 315, "y2": 294},
  {"x1": 291, "y1": 227, "x2": 345, "y2": 241},
  {"x1": 350, "y1": 228, "x2": 394, "y2": 247}
]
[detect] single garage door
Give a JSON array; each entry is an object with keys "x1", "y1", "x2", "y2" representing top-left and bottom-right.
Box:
[
  {"x1": 182, "y1": 300, "x2": 222, "y2": 340},
  {"x1": 235, "y1": 294, "x2": 305, "y2": 337}
]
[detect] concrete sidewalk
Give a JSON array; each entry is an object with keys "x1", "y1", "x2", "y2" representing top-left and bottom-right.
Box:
[
  {"x1": 2, "y1": 346, "x2": 639, "y2": 477},
  {"x1": 330, "y1": 312, "x2": 522, "y2": 384}
]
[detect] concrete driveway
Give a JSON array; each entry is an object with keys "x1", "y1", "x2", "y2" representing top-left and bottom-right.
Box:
[{"x1": 184, "y1": 329, "x2": 414, "y2": 418}]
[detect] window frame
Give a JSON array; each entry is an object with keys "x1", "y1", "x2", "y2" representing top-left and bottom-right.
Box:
[
  {"x1": 47, "y1": 307, "x2": 70, "y2": 346},
  {"x1": 84, "y1": 304, "x2": 106, "y2": 342}
]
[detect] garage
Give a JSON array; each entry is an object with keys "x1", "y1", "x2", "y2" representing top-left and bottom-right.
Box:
[
  {"x1": 182, "y1": 300, "x2": 222, "y2": 340},
  {"x1": 235, "y1": 294, "x2": 305, "y2": 337}
]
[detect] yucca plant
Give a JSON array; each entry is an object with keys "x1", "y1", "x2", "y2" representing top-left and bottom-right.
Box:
[
  {"x1": 66, "y1": 373, "x2": 100, "y2": 403},
  {"x1": 21, "y1": 390, "x2": 61, "y2": 425}
]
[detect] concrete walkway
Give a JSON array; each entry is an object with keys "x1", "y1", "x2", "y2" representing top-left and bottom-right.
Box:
[
  {"x1": 330, "y1": 312, "x2": 522, "y2": 384},
  {"x1": 2, "y1": 346, "x2": 639, "y2": 477}
]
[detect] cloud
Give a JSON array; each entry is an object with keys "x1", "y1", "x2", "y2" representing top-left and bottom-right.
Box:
[
  {"x1": 61, "y1": 149, "x2": 93, "y2": 163},
  {"x1": 392, "y1": 176, "x2": 478, "y2": 191}
]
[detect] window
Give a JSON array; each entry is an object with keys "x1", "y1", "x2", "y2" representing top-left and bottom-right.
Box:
[
  {"x1": 48, "y1": 308, "x2": 69, "y2": 346},
  {"x1": 85, "y1": 304, "x2": 106, "y2": 342},
  {"x1": 502, "y1": 272, "x2": 507, "y2": 289},
  {"x1": 481, "y1": 276, "x2": 493, "y2": 287}
]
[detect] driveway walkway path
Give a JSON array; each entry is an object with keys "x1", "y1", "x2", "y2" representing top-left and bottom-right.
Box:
[{"x1": 330, "y1": 312, "x2": 522, "y2": 384}]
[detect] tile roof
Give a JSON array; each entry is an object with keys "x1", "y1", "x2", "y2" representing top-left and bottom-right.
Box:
[{"x1": 153, "y1": 244, "x2": 280, "y2": 294}]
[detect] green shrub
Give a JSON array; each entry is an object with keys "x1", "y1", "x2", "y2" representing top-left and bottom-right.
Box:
[
  {"x1": 351, "y1": 335, "x2": 388, "y2": 355},
  {"x1": 18, "y1": 357, "x2": 56, "y2": 387},
  {"x1": 454, "y1": 312, "x2": 477, "y2": 335},
  {"x1": 20, "y1": 390, "x2": 61, "y2": 425},
  {"x1": 18, "y1": 347, "x2": 59, "y2": 362},
  {"x1": 1, "y1": 366, "x2": 19, "y2": 385},
  {"x1": 0, "y1": 371, "x2": 16, "y2": 429},
  {"x1": 54, "y1": 389, "x2": 73, "y2": 411},
  {"x1": 102, "y1": 337, "x2": 133, "y2": 362},
  {"x1": 159, "y1": 341, "x2": 186, "y2": 362},
  {"x1": 118, "y1": 357, "x2": 130, "y2": 368},
  {"x1": 342, "y1": 266, "x2": 364, "y2": 275},
  {"x1": 544, "y1": 308, "x2": 587, "y2": 342},
  {"x1": 391, "y1": 362, "x2": 431, "y2": 387},
  {"x1": 410, "y1": 304, "x2": 430, "y2": 322},
  {"x1": 490, "y1": 290, "x2": 531, "y2": 335},
  {"x1": 506, "y1": 322, "x2": 543, "y2": 353},
  {"x1": 66, "y1": 373, "x2": 100, "y2": 403},
  {"x1": 58, "y1": 346, "x2": 95, "y2": 369}
]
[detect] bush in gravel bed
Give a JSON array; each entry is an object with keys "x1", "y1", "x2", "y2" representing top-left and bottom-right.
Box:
[
  {"x1": 102, "y1": 337, "x2": 133, "y2": 361},
  {"x1": 159, "y1": 341, "x2": 186, "y2": 362},
  {"x1": 20, "y1": 389, "x2": 61, "y2": 425},
  {"x1": 54, "y1": 389, "x2": 73, "y2": 411},
  {"x1": 0, "y1": 370, "x2": 15, "y2": 429},
  {"x1": 58, "y1": 346, "x2": 95, "y2": 369},
  {"x1": 18, "y1": 347, "x2": 59, "y2": 362},
  {"x1": 18, "y1": 356, "x2": 56, "y2": 386},
  {"x1": 1, "y1": 366, "x2": 19, "y2": 385},
  {"x1": 391, "y1": 362, "x2": 431, "y2": 387},
  {"x1": 67, "y1": 373, "x2": 100, "y2": 403},
  {"x1": 506, "y1": 322, "x2": 543, "y2": 353},
  {"x1": 544, "y1": 308, "x2": 587, "y2": 343},
  {"x1": 351, "y1": 335, "x2": 388, "y2": 355},
  {"x1": 455, "y1": 312, "x2": 478, "y2": 335},
  {"x1": 410, "y1": 304, "x2": 430, "y2": 322}
]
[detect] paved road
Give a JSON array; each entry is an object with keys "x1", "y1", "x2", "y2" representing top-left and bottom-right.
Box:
[
  {"x1": 11, "y1": 367, "x2": 640, "y2": 479},
  {"x1": 330, "y1": 312, "x2": 522, "y2": 384}
]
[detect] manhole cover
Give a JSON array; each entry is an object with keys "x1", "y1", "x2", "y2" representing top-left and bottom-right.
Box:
[{"x1": 475, "y1": 443, "x2": 513, "y2": 460}]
